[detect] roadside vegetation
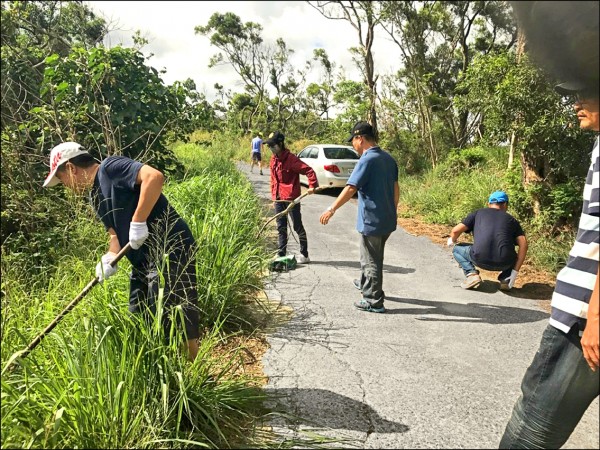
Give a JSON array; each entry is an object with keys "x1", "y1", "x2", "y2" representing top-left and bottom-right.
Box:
[{"x1": 1, "y1": 146, "x2": 280, "y2": 448}]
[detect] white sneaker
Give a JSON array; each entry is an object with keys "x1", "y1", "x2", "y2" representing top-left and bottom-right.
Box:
[{"x1": 296, "y1": 255, "x2": 310, "y2": 264}]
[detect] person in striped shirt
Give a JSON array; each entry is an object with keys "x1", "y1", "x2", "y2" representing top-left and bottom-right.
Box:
[{"x1": 500, "y1": 82, "x2": 599, "y2": 448}]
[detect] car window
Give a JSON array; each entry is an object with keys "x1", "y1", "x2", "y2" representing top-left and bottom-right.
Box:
[
  {"x1": 307, "y1": 147, "x2": 319, "y2": 159},
  {"x1": 323, "y1": 147, "x2": 360, "y2": 160},
  {"x1": 298, "y1": 148, "x2": 309, "y2": 158}
]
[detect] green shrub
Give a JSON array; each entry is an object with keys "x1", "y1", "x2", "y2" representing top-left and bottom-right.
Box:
[{"x1": 444, "y1": 147, "x2": 489, "y2": 175}]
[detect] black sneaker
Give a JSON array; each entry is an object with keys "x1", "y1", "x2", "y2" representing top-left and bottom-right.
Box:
[{"x1": 354, "y1": 300, "x2": 385, "y2": 313}]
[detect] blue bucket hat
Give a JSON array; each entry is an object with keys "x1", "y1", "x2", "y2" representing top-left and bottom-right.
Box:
[{"x1": 489, "y1": 190, "x2": 509, "y2": 204}]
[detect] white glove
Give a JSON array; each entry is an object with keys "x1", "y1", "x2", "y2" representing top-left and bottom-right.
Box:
[
  {"x1": 95, "y1": 252, "x2": 118, "y2": 282},
  {"x1": 506, "y1": 269, "x2": 519, "y2": 289},
  {"x1": 129, "y1": 221, "x2": 149, "y2": 250},
  {"x1": 447, "y1": 237, "x2": 455, "y2": 247}
]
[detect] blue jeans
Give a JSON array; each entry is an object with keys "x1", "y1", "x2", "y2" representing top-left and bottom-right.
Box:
[
  {"x1": 499, "y1": 324, "x2": 600, "y2": 449},
  {"x1": 274, "y1": 202, "x2": 308, "y2": 258},
  {"x1": 452, "y1": 244, "x2": 512, "y2": 280},
  {"x1": 359, "y1": 233, "x2": 390, "y2": 308}
]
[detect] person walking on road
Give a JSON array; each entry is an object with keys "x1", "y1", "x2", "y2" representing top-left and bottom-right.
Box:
[
  {"x1": 447, "y1": 190, "x2": 528, "y2": 291},
  {"x1": 250, "y1": 131, "x2": 264, "y2": 175},
  {"x1": 267, "y1": 131, "x2": 318, "y2": 264},
  {"x1": 499, "y1": 81, "x2": 600, "y2": 449},
  {"x1": 43, "y1": 142, "x2": 201, "y2": 361},
  {"x1": 320, "y1": 121, "x2": 399, "y2": 313}
]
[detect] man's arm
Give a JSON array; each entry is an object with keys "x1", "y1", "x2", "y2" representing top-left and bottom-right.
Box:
[
  {"x1": 133, "y1": 165, "x2": 164, "y2": 222},
  {"x1": 319, "y1": 184, "x2": 357, "y2": 225},
  {"x1": 107, "y1": 227, "x2": 120, "y2": 253},
  {"x1": 514, "y1": 235, "x2": 528, "y2": 271},
  {"x1": 292, "y1": 157, "x2": 319, "y2": 188},
  {"x1": 449, "y1": 223, "x2": 469, "y2": 243},
  {"x1": 581, "y1": 265, "x2": 600, "y2": 371}
]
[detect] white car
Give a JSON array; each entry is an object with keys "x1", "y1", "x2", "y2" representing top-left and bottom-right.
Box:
[{"x1": 297, "y1": 144, "x2": 360, "y2": 188}]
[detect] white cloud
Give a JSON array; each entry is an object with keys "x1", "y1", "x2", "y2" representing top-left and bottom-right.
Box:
[{"x1": 86, "y1": 1, "x2": 402, "y2": 101}]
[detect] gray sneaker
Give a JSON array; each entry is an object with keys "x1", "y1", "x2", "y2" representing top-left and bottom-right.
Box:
[
  {"x1": 354, "y1": 300, "x2": 385, "y2": 313},
  {"x1": 460, "y1": 273, "x2": 482, "y2": 290}
]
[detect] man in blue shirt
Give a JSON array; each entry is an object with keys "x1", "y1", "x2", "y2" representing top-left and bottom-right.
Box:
[
  {"x1": 320, "y1": 122, "x2": 399, "y2": 313},
  {"x1": 43, "y1": 143, "x2": 200, "y2": 361},
  {"x1": 250, "y1": 132, "x2": 264, "y2": 175}
]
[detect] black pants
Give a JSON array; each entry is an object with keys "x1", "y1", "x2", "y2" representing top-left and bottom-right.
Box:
[
  {"x1": 128, "y1": 246, "x2": 200, "y2": 341},
  {"x1": 274, "y1": 202, "x2": 308, "y2": 257}
]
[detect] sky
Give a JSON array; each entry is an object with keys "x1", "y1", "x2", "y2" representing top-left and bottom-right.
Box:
[{"x1": 86, "y1": 1, "x2": 402, "y2": 102}]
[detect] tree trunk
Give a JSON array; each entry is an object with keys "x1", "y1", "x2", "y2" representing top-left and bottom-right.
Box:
[{"x1": 508, "y1": 130, "x2": 516, "y2": 167}]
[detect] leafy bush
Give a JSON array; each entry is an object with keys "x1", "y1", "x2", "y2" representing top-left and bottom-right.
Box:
[{"x1": 443, "y1": 147, "x2": 489, "y2": 175}]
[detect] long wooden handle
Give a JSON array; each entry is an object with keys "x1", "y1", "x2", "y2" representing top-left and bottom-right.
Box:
[
  {"x1": 256, "y1": 186, "x2": 330, "y2": 238},
  {"x1": 3, "y1": 243, "x2": 131, "y2": 373}
]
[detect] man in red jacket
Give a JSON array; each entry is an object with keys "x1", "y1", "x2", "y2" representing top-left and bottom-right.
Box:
[{"x1": 266, "y1": 131, "x2": 318, "y2": 264}]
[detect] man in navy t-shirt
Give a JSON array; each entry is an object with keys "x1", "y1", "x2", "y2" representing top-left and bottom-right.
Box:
[
  {"x1": 320, "y1": 122, "x2": 399, "y2": 313},
  {"x1": 447, "y1": 190, "x2": 528, "y2": 290},
  {"x1": 43, "y1": 142, "x2": 200, "y2": 361}
]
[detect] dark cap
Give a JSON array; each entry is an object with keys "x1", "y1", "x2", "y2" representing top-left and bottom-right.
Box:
[
  {"x1": 511, "y1": 2, "x2": 599, "y2": 98},
  {"x1": 265, "y1": 131, "x2": 285, "y2": 146},
  {"x1": 554, "y1": 80, "x2": 597, "y2": 98},
  {"x1": 346, "y1": 121, "x2": 374, "y2": 143}
]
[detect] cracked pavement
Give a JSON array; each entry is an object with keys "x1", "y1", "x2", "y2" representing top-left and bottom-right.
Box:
[{"x1": 238, "y1": 162, "x2": 599, "y2": 449}]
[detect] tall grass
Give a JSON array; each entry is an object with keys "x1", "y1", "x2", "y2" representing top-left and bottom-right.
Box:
[
  {"x1": 400, "y1": 165, "x2": 501, "y2": 225},
  {"x1": 1, "y1": 149, "x2": 275, "y2": 448}
]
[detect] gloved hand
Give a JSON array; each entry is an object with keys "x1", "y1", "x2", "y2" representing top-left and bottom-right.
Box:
[
  {"x1": 129, "y1": 221, "x2": 149, "y2": 250},
  {"x1": 447, "y1": 237, "x2": 455, "y2": 247},
  {"x1": 506, "y1": 269, "x2": 519, "y2": 289},
  {"x1": 95, "y1": 252, "x2": 118, "y2": 282}
]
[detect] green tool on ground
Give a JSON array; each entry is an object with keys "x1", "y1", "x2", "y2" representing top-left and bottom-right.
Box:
[{"x1": 269, "y1": 255, "x2": 298, "y2": 272}]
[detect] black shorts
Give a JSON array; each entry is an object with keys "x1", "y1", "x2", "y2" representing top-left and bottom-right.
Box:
[{"x1": 251, "y1": 152, "x2": 261, "y2": 162}]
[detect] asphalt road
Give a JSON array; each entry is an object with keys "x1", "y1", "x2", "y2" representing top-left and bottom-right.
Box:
[{"x1": 238, "y1": 162, "x2": 599, "y2": 449}]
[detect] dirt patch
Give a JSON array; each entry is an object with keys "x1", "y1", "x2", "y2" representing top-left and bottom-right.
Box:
[
  {"x1": 212, "y1": 290, "x2": 294, "y2": 387},
  {"x1": 397, "y1": 208, "x2": 555, "y2": 311}
]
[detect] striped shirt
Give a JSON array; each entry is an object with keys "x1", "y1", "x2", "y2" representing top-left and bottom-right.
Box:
[{"x1": 550, "y1": 136, "x2": 600, "y2": 334}]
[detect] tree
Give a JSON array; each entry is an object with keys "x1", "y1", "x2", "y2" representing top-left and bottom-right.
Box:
[
  {"x1": 195, "y1": 12, "x2": 271, "y2": 131},
  {"x1": 455, "y1": 50, "x2": 590, "y2": 222},
  {"x1": 379, "y1": 1, "x2": 516, "y2": 166},
  {"x1": 308, "y1": 1, "x2": 382, "y2": 137}
]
